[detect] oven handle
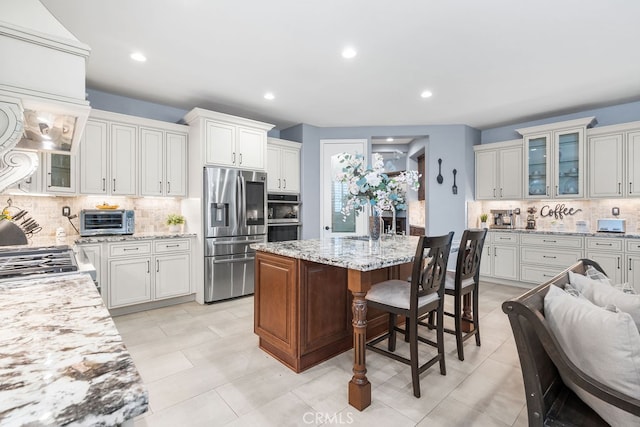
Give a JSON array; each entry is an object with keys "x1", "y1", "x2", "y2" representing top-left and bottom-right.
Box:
[
  {"x1": 210, "y1": 256, "x2": 255, "y2": 264},
  {"x1": 267, "y1": 222, "x2": 301, "y2": 227},
  {"x1": 267, "y1": 200, "x2": 301, "y2": 204}
]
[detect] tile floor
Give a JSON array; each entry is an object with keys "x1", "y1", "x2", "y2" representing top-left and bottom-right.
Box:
[{"x1": 113, "y1": 282, "x2": 531, "y2": 427}]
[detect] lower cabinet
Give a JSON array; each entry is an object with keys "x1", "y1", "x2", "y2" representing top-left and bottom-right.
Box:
[
  {"x1": 79, "y1": 238, "x2": 193, "y2": 310},
  {"x1": 480, "y1": 232, "x2": 519, "y2": 281},
  {"x1": 585, "y1": 237, "x2": 624, "y2": 284},
  {"x1": 519, "y1": 234, "x2": 584, "y2": 284}
]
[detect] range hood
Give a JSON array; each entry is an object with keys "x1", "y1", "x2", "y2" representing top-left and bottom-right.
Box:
[{"x1": 0, "y1": 0, "x2": 91, "y2": 191}]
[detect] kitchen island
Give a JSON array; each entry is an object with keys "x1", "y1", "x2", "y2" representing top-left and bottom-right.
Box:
[
  {"x1": 252, "y1": 235, "x2": 418, "y2": 411},
  {"x1": 0, "y1": 273, "x2": 148, "y2": 426}
]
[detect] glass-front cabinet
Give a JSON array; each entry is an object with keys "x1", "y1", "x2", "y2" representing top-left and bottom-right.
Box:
[
  {"x1": 520, "y1": 117, "x2": 595, "y2": 199},
  {"x1": 44, "y1": 152, "x2": 76, "y2": 194}
]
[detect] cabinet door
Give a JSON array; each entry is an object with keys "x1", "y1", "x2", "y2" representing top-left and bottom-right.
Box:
[
  {"x1": 588, "y1": 133, "x2": 624, "y2": 198},
  {"x1": 44, "y1": 152, "x2": 76, "y2": 194},
  {"x1": 155, "y1": 253, "x2": 191, "y2": 299},
  {"x1": 205, "y1": 121, "x2": 235, "y2": 166},
  {"x1": 498, "y1": 147, "x2": 522, "y2": 199},
  {"x1": 586, "y1": 251, "x2": 624, "y2": 284},
  {"x1": 479, "y1": 244, "x2": 492, "y2": 277},
  {"x1": 237, "y1": 127, "x2": 265, "y2": 170},
  {"x1": 140, "y1": 128, "x2": 164, "y2": 196},
  {"x1": 627, "y1": 255, "x2": 640, "y2": 294},
  {"x1": 165, "y1": 132, "x2": 187, "y2": 196},
  {"x1": 281, "y1": 146, "x2": 300, "y2": 193},
  {"x1": 493, "y1": 245, "x2": 518, "y2": 280},
  {"x1": 627, "y1": 131, "x2": 640, "y2": 196},
  {"x1": 555, "y1": 128, "x2": 584, "y2": 198},
  {"x1": 80, "y1": 120, "x2": 108, "y2": 194},
  {"x1": 524, "y1": 133, "x2": 550, "y2": 198},
  {"x1": 80, "y1": 244, "x2": 104, "y2": 304},
  {"x1": 109, "y1": 257, "x2": 152, "y2": 308},
  {"x1": 267, "y1": 145, "x2": 281, "y2": 191},
  {"x1": 475, "y1": 150, "x2": 497, "y2": 200},
  {"x1": 9, "y1": 154, "x2": 42, "y2": 194},
  {"x1": 110, "y1": 123, "x2": 137, "y2": 195}
]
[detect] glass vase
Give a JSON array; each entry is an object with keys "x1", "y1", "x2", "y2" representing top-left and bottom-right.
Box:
[{"x1": 368, "y1": 204, "x2": 383, "y2": 242}]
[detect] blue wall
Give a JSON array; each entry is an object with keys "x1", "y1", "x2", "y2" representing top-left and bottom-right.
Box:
[{"x1": 481, "y1": 100, "x2": 640, "y2": 143}]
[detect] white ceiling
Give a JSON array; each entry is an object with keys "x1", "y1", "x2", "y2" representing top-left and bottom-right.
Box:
[{"x1": 39, "y1": 0, "x2": 640, "y2": 131}]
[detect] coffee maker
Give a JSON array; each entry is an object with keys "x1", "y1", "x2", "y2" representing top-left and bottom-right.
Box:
[
  {"x1": 526, "y1": 207, "x2": 537, "y2": 230},
  {"x1": 490, "y1": 209, "x2": 515, "y2": 229}
]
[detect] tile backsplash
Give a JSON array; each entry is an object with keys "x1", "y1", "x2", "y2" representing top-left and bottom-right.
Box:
[
  {"x1": 1, "y1": 194, "x2": 182, "y2": 246},
  {"x1": 468, "y1": 199, "x2": 640, "y2": 232}
]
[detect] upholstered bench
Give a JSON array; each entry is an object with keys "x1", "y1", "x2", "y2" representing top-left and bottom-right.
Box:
[{"x1": 502, "y1": 259, "x2": 640, "y2": 426}]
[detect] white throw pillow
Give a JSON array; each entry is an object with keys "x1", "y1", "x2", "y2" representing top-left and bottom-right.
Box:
[
  {"x1": 585, "y1": 265, "x2": 636, "y2": 294},
  {"x1": 544, "y1": 285, "x2": 640, "y2": 426},
  {"x1": 568, "y1": 270, "x2": 640, "y2": 331}
]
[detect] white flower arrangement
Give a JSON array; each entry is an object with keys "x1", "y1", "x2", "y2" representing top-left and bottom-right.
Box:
[{"x1": 335, "y1": 152, "x2": 421, "y2": 219}]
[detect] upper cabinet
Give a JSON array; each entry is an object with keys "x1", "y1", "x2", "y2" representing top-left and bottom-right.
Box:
[
  {"x1": 184, "y1": 108, "x2": 274, "y2": 171},
  {"x1": 517, "y1": 117, "x2": 596, "y2": 199},
  {"x1": 44, "y1": 152, "x2": 77, "y2": 194},
  {"x1": 474, "y1": 140, "x2": 522, "y2": 200},
  {"x1": 267, "y1": 137, "x2": 301, "y2": 194},
  {"x1": 80, "y1": 109, "x2": 188, "y2": 197},
  {"x1": 587, "y1": 121, "x2": 640, "y2": 198}
]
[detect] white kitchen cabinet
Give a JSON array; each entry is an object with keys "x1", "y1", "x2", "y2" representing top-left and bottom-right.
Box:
[
  {"x1": 474, "y1": 140, "x2": 522, "y2": 200},
  {"x1": 79, "y1": 117, "x2": 136, "y2": 195},
  {"x1": 185, "y1": 108, "x2": 274, "y2": 171},
  {"x1": 519, "y1": 234, "x2": 584, "y2": 284},
  {"x1": 43, "y1": 152, "x2": 77, "y2": 194},
  {"x1": 480, "y1": 232, "x2": 519, "y2": 281},
  {"x1": 267, "y1": 137, "x2": 301, "y2": 193},
  {"x1": 518, "y1": 117, "x2": 595, "y2": 199},
  {"x1": 5, "y1": 152, "x2": 43, "y2": 194},
  {"x1": 105, "y1": 238, "x2": 192, "y2": 309},
  {"x1": 78, "y1": 243, "x2": 104, "y2": 303},
  {"x1": 140, "y1": 127, "x2": 187, "y2": 197},
  {"x1": 625, "y1": 240, "x2": 640, "y2": 293},
  {"x1": 627, "y1": 131, "x2": 640, "y2": 196}
]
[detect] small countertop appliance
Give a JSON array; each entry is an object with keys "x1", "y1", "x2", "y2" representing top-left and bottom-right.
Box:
[
  {"x1": 490, "y1": 209, "x2": 515, "y2": 229},
  {"x1": 596, "y1": 218, "x2": 626, "y2": 233}
]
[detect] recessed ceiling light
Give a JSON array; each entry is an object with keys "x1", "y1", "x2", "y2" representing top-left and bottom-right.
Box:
[
  {"x1": 130, "y1": 52, "x2": 147, "y2": 62},
  {"x1": 264, "y1": 92, "x2": 275, "y2": 100},
  {"x1": 386, "y1": 137, "x2": 394, "y2": 142},
  {"x1": 342, "y1": 47, "x2": 357, "y2": 59},
  {"x1": 420, "y1": 90, "x2": 433, "y2": 98}
]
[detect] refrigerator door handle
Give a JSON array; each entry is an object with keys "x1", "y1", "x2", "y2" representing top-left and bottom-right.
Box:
[
  {"x1": 239, "y1": 175, "x2": 247, "y2": 227},
  {"x1": 236, "y1": 175, "x2": 243, "y2": 227}
]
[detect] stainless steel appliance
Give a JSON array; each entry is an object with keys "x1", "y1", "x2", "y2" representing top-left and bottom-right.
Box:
[
  {"x1": 267, "y1": 193, "x2": 301, "y2": 242},
  {"x1": 597, "y1": 218, "x2": 626, "y2": 233},
  {"x1": 80, "y1": 209, "x2": 135, "y2": 236},
  {"x1": 490, "y1": 209, "x2": 515, "y2": 229},
  {"x1": 204, "y1": 166, "x2": 267, "y2": 302}
]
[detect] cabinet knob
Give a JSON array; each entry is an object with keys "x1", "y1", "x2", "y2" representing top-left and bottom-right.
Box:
[{"x1": 324, "y1": 226, "x2": 330, "y2": 230}]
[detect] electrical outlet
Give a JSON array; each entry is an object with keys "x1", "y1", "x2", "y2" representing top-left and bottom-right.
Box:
[{"x1": 62, "y1": 206, "x2": 71, "y2": 217}]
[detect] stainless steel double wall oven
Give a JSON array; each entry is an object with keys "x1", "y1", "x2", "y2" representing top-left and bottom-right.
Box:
[
  {"x1": 267, "y1": 193, "x2": 301, "y2": 242},
  {"x1": 203, "y1": 167, "x2": 267, "y2": 303}
]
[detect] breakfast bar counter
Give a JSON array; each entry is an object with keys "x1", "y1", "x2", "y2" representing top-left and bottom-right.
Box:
[
  {"x1": 252, "y1": 235, "x2": 418, "y2": 411},
  {"x1": 0, "y1": 273, "x2": 148, "y2": 426}
]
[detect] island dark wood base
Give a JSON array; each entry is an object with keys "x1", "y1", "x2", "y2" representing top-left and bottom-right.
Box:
[{"x1": 254, "y1": 252, "x2": 410, "y2": 388}]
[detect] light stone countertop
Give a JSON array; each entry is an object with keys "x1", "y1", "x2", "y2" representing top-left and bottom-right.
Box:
[
  {"x1": 75, "y1": 232, "x2": 196, "y2": 244},
  {"x1": 487, "y1": 228, "x2": 640, "y2": 239},
  {"x1": 0, "y1": 273, "x2": 148, "y2": 426},
  {"x1": 252, "y1": 235, "x2": 421, "y2": 271}
]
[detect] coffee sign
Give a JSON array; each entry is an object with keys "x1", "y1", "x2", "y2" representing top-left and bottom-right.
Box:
[{"x1": 540, "y1": 204, "x2": 582, "y2": 220}]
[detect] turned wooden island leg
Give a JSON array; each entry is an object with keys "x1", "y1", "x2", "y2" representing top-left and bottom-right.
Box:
[{"x1": 347, "y1": 270, "x2": 372, "y2": 410}]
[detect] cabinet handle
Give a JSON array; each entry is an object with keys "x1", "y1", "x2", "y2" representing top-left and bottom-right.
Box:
[
  {"x1": 239, "y1": 153, "x2": 243, "y2": 165},
  {"x1": 147, "y1": 260, "x2": 150, "y2": 273},
  {"x1": 113, "y1": 178, "x2": 116, "y2": 192},
  {"x1": 618, "y1": 257, "x2": 621, "y2": 269},
  {"x1": 493, "y1": 188, "x2": 496, "y2": 198},
  {"x1": 123, "y1": 247, "x2": 139, "y2": 251},
  {"x1": 555, "y1": 185, "x2": 558, "y2": 196},
  {"x1": 232, "y1": 152, "x2": 236, "y2": 164},
  {"x1": 630, "y1": 182, "x2": 633, "y2": 194},
  {"x1": 283, "y1": 179, "x2": 287, "y2": 189},
  {"x1": 595, "y1": 242, "x2": 612, "y2": 246},
  {"x1": 278, "y1": 178, "x2": 281, "y2": 188},
  {"x1": 47, "y1": 172, "x2": 51, "y2": 188},
  {"x1": 159, "y1": 181, "x2": 162, "y2": 192},
  {"x1": 543, "y1": 239, "x2": 556, "y2": 243},
  {"x1": 630, "y1": 258, "x2": 632, "y2": 271},
  {"x1": 487, "y1": 247, "x2": 490, "y2": 256},
  {"x1": 500, "y1": 188, "x2": 503, "y2": 197},
  {"x1": 164, "y1": 244, "x2": 180, "y2": 248},
  {"x1": 156, "y1": 259, "x2": 159, "y2": 272},
  {"x1": 543, "y1": 255, "x2": 557, "y2": 259},
  {"x1": 102, "y1": 178, "x2": 106, "y2": 191},
  {"x1": 543, "y1": 274, "x2": 554, "y2": 278},
  {"x1": 167, "y1": 181, "x2": 171, "y2": 194},
  {"x1": 546, "y1": 186, "x2": 550, "y2": 196},
  {"x1": 619, "y1": 182, "x2": 622, "y2": 195}
]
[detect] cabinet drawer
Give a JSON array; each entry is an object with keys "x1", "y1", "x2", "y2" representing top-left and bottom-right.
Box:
[
  {"x1": 109, "y1": 241, "x2": 152, "y2": 257},
  {"x1": 585, "y1": 237, "x2": 623, "y2": 251},
  {"x1": 154, "y1": 239, "x2": 190, "y2": 253},
  {"x1": 520, "y1": 234, "x2": 583, "y2": 248},
  {"x1": 520, "y1": 247, "x2": 583, "y2": 267},
  {"x1": 626, "y1": 239, "x2": 640, "y2": 253},
  {"x1": 520, "y1": 265, "x2": 567, "y2": 284},
  {"x1": 490, "y1": 233, "x2": 519, "y2": 244}
]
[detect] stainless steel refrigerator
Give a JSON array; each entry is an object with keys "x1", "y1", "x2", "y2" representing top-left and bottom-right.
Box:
[{"x1": 203, "y1": 166, "x2": 267, "y2": 302}]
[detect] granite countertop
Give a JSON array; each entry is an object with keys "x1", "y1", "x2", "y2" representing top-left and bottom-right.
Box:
[
  {"x1": 75, "y1": 232, "x2": 196, "y2": 244},
  {"x1": 487, "y1": 228, "x2": 640, "y2": 239},
  {"x1": 252, "y1": 235, "x2": 421, "y2": 271},
  {"x1": 0, "y1": 273, "x2": 148, "y2": 426}
]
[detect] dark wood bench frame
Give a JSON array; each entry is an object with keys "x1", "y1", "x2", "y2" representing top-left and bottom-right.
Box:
[{"x1": 502, "y1": 259, "x2": 640, "y2": 426}]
